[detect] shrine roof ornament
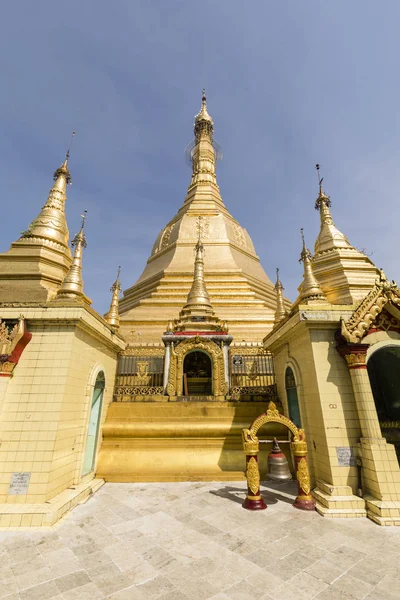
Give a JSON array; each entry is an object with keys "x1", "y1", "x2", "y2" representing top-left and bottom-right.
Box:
[
  {"x1": 340, "y1": 269, "x2": 400, "y2": 343},
  {"x1": 105, "y1": 266, "x2": 122, "y2": 331},
  {"x1": 18, "y1": 136, "x2": 76, "y2": 253},
  {"x1": 293, "y1": 228, "x2": 326, "y2": 307},
  {"x1": 56, "y1": 210, "x2": 91, "y2": 304}
]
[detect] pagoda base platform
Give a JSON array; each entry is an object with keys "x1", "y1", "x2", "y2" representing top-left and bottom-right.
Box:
[{"x1": 96, "y1": 401, "x2": 291, "y2": 482}]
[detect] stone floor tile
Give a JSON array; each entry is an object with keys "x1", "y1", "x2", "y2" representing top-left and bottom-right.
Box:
[
  {"x1": 174, "y1": 578, "x2": 220, "y2": 600},
  {"x1": 126, "y1": 559, "x2": 159, "y2": 585},
  {"x1": 245, "y1": 569, "x2": 285, "y2": 592},
  {"x1": 225, "y1": 580, "x2": 264, "y2": 600},
  {"x1": 305, "y1": 558, "x2": 347, "y2": 584},
  {"x1": 331, "y1": 573, "x2": 373, "y2": 600},
  {"x1": 157, "y1": 591, "x2": 190, "y2": 600},
  {"x1": 136, "y1": 575, "x2": 175, "y2": 599},
  {"x1": 61, "y1": 582, "x2": 104, "y2": 600},
  {"x1": 0, "y1": 579, "x2": 19, "y2": 599},
  {"x1": 347, "y1": 564, "x2": 385, "y2": 587},
  {"x1": 203, "y1": 566, "x2": 242, "y2": 592},
  {"x1": 16, "y1": 567, "x2": 53, "y2": 590},
  {"x1": 94, "y1": 572, "x2": 133, "y2": 596},
  {"x1": 269, "y1": 583, "x2": 310, "y2": 600},
  {"x1": 315, "y1": 588, "x2": 361, "y2": 600},
  {"x1": 107, "y1": 587, "x2": 147, "y2": 600},
  {"x1": 19, "y1": 580, "x2": 60, "y2": 600},
  {"x1": 288, "y1": 571, "x2": 329, "y2": 598},
  {"x1": 54, "y1": 570, "x2": 91, "y2": 593}
]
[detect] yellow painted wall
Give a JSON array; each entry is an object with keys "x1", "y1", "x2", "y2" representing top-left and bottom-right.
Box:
[{"x1": 0, "y1": 307, "x2": 123, "y2": 505}]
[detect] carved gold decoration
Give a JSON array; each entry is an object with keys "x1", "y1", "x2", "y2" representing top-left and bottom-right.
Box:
[
  {"x1": 249, "y1": 400, "x2": 302, "y2": 441},
  {"x1": 296, "y1": 457, "x2": 311, "y2": 495},
  {"x1": 344, "y1": 352, "x2": 367, "y2": 368},
  {"x1": 0, "y1": 320, "x2": 19, "y2": 355},
  {"x1": 341, "y1": 270, "x2": 400, "y2": 343},
  {"x1": 114, "y1": 385, "x2": 164, "y2": 398},
  {"x1": 230, "y1": 384, "x2": 277, "y2": 398},
  {"x1": 195, "y1": 216, "x2": 210, "y2": 240},
  {"x1": 56, "y1": 212, "x2": 89, "y2": 303},
  {"x1": 122, "y1": 347, "x2": 165, "y2": 357},
  {"x1": 233, "y1": 223, "x2": 246, "y2": 248},
  {"x1": 242, "y1": 429, "x2": 259, "y2": 455},
  {"x1": 375, "y1": 311, "x2": 400, "y2": 331},
  {"x1": 246, "y1": 457, "x2": 260, "y2": 495},
  {"x1": 167, "y1": 338, "x2": 227, "y2": 397}
]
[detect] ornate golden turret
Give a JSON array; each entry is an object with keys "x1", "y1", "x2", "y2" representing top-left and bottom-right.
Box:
[
  {"x1": 56, "y1": 211, "x2": 91, "y2": 304},
  {"x1": 105, "y1": 266, "x2": 121, "y2": 331},
  {"x1": 0, "y1": 143, "x2": 76, "y2": 302},
  {"x1": 173, "y1": 228, "x2": 225, "y2": 333},
  {"x1": 274, "y1": 268, "x2": 287, "y2": 324},
  {"x1": 294, "y1": 229, "x2": 326, "y2": 306},
  {"x1": 312, "y1": 165, "x2": 380, "y2": 304}
]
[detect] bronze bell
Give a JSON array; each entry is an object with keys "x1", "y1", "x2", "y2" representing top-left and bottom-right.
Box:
[{"x1": 267, "y1": 438, "x2": 292, "y2": 481}]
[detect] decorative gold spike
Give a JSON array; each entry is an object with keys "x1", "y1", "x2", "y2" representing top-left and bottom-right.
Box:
[
  {"x1": 105, "y1": 266, "x2": 121, "y2": 331},
  {"x1": 185, "y1": 225, "x2": 212, "y2": 309},
  {"x1": 56, "y1": 210, "x2": 88, "y2": 301},
  {"x1": 296, "y1": 228, "x2": 326, "y2": 304},
  {"x1": 274, "y1": 268, "x2": 287, "y2": 324}
]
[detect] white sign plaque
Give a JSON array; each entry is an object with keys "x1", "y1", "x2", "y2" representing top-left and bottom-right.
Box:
[
  {"x1": 8, "y1": 472, "x2": 31, "y2": 495},
  {"x1": 336, "y1": 447, "x2": 355, "y2": 467}
]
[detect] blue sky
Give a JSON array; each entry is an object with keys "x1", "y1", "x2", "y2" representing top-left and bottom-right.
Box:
[{"x1": 1, "y1": 1, "x2": 399, "y2": 313}]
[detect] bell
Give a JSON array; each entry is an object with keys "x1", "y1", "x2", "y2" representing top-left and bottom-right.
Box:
[{"x1": 267, "y1": 438, "x2": 292, "y2": 481}]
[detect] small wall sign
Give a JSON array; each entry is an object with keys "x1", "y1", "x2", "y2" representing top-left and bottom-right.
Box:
[
  {"x1": 336, "y1": 447, "x2": 355, "y2": 467},
  {"x1": 8, "y1": 472, "x2": 31, "y2": 495}
]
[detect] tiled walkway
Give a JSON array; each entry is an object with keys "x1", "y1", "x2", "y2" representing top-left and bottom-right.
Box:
[{"x1": 0, "y1": 481, "x2": 399, "y2": 600}]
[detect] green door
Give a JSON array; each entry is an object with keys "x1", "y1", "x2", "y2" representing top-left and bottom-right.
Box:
[{"x1": 82, "y1": 372, "x2": 105, "y2": 476}]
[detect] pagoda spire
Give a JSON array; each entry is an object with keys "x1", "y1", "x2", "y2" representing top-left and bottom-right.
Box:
[
  {"x1": 105, "y1": 266, "x2": 121, "y2": 331},
  {"x1": 313, "y1": 164, "x2": 351, "y2": 253},
  {"x1": 274, "y1": 268, "x2": 287, "y2": 324},
  {"x1": 186, "y1": 89, "x2": 222, "y2": 199},
  {"x1": 185, "y1": 229, "x2": 212, "y2": 310},
  {"x1": 20, "y1": 137, "x2": 75, "y2": 251},
  {"x1": 296, "y1": 229, "x2": 326, "y2": 305},
  {"x1": 56, "y1": 210, "x2": 90, "y2": 302}
]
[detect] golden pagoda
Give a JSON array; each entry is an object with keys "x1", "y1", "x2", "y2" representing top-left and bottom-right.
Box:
[
  {"x1": 0, "y1": 152, "x2": 73, "y2": 302},
  {"x1": 119, "y1": 91, "x2": 282, "y2": 343},
  {"x1": 312, "y1": 172, "x2": 380, "y2": 304}
]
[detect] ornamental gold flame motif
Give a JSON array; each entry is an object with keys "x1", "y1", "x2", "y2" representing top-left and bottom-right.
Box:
[
  {"x1": 296, "y1": 457, "x2": 311, "y2": 496},
  {"x1": 246, "y1": 457, "x2": 260, "y2": 495}
]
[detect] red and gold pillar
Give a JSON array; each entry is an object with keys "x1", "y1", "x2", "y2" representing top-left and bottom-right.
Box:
[
  {"x1": 242, "y1": 429, "x2": 266, "y2": 510},
  {"x1": 292, "y1": 439, "x2": 315, "y2": 511}
]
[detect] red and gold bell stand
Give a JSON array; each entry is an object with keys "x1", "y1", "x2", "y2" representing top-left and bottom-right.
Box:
[{"x1": 242, "y1": 401, "x2": 315, "y2": 511}]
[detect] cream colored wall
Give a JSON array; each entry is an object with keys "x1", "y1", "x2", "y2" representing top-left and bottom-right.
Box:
[
  {"x1": 309, "y1": 329, "x2": 360, "y2": 491},
  {"x1": 273, "y1": 325, "x2": 362, "y2": 493},
  {"x1": 0, "y1": 314, "x2": 120, "y2": 505}
]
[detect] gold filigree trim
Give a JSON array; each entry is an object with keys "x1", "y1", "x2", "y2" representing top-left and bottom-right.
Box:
[
  {"x1": 296, "y1": 457, "x2": 311, "y2": 496},
  {"x1": 341, "y1": 270, "x2": 400, "y2": 343},
  {"x1": 246, "y1": 457, "x2": 260, "y2": 495}
]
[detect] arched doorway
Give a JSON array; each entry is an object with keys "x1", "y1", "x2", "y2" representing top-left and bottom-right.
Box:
[
  {"x1": 183, "y1": 351, "x2": 212, "y2": 395},
  {"x1": 82, "y1": 371, "x2": 105, "y2": 475},
  {"x1": 368, "y1": 345, "x2": 400, "y2": 463},
  {"x1": 285, "y1": 367, "x2": 302, "y2": 428}
]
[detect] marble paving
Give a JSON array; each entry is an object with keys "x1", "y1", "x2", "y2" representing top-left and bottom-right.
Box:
[{"x1": 0, "y1": 481, "x2": 399, "y2": 600}]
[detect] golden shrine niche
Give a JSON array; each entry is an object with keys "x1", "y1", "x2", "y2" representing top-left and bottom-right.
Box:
[{"x1": 167, "y1": 337, "x2": 227, "y2": 398}]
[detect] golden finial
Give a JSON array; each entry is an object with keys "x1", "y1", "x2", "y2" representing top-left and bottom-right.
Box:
[
  {"x1": 297, "y1": 229, "x2": 326, "y2": 303},
  {"x1": 105, "y1": 265, "x2": 121, "y2": 331},
  {"x1": 56, "y1": 210, "x2": 88, "y2": 300},
  {"x1": 274, "y1": 268, "x2": 286, "y2": 324},
  {"x1": 314, "y1": 164, "x2": 333, "y2": 225},
  {"x1": 194, "y1": 88, "x2": 213, "y2": 126},
  {"x1": 53, "y1": 132, "x2": 75, "y2": 185}
]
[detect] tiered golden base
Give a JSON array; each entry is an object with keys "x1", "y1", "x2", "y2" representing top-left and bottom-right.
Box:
[{"x1": 97, "y1": 401, "x2": 290, "y2": 482}]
